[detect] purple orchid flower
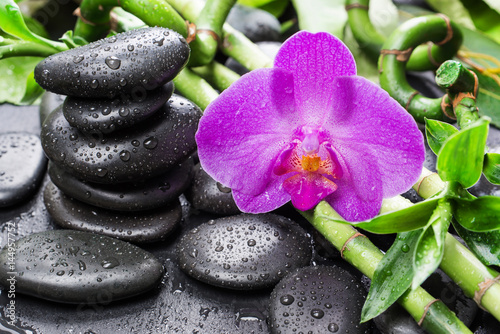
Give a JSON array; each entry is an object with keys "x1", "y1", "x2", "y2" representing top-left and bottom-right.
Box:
[{"x1": 195, "y1": 31, "x2": 425, "y2": 222}]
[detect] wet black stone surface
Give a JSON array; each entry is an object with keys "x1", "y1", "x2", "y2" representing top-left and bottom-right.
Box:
[
  {"x1": 0, "y1": 229, "x2": 164, "y2": 304},
  {"x1": 48, "y1": 158, "x2": 193, "y2": 212},
  {"x1": 63, "y1": 82, "x2": 174, "y2": 134},
  {"x1": 177, "y1": 213, "x2": 312, "y2": 290},
  {"x1": 39, "y1": 91, "x2": 65, "y2": 126},
  {"x1": 269, "y1": 265, "x2": 371, "y2": 334},
  {"x1": 186, "y1": 163, "x2": 241, "y2": 215},
  {"x1": 34, "y1": 27, "x2": 189, "y2": 98},
  {"x1": 44, "y1": 182, "x2": 182, "y2": 243},
  {"x1": 41, "y1": 94, "x2": 201, "y2": 184},
  {"x1": 0, "y1": 133, "x2": 47, "y2": 207},
  {"x1": 226, "y1": 4, "x2": 281, "y2": 42}
]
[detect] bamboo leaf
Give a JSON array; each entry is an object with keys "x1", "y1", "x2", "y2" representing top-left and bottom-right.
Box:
[
  {"x1": 361, "y1": 230, "x2": 421, "y2": 322},
  {"x1": 437, "y1": 118, "x2": 489, "y2": 188},
  {"x1": 483, "y1": 152, "x2": 500, "y2": 184},
  {"x1": 425, "y1": 119, "x2": 459, "y2": 155},
  {"x1": 412, "y1": 199, "x2": 452, "y2": 289},
  {"x1": 452, "y1": 196, "x2": 500, "y2": 231},
  {"x1": 453, "y1": 220, "x2": 500, "y2": 266}
]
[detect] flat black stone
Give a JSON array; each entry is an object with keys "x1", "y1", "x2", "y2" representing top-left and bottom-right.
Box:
[
  {"x1": 186, "y1": 163, "x2": 240, "y2": 215},
  {"x1": 0, "y1": 229, "x2": 164, "y2": 304},
  {"x1": 63, "y1": 82, "x2": 174, "y2": 134},
  {"x1": 41, "y1": 94, "x2": 201, "y2": 184},
  {"x1": 48, "y1": 158, "x2": 193, "y2": 211},
  {"x1": 34, "y1": 27, "x2": 189, "y2": 98},
  {"x1": 269, "y1": 265, "x2": 370, "y2": 334},
  {"x1": 44, "y1": 181, "x2": 182, "y2": 243},
  {"x1": 177, "y1": 213, "x2": 312, "y2": 290},
  {"x1": 0, "y1": 133, "x2": 47, "y2": 207},
  {"x1": 39, "y1": 91, "x2": 66, "y2": 126},
  {"x1": 226, "y1": 5, "x2": 281, "y2": 42}
]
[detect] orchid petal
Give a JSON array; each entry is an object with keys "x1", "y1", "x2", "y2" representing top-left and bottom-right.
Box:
[
  {"x1": 196, "y1": 68, "x2": 298, "y2": 197},
  {"x1": 284, "y1": 173, "x2": 338, "y2": 211},
  {"x1": 232, "y1": 175, "x2": 290, "y2": 213},
  {"x1": 326, "y1": 76, "x2": 425, "y2": 199},
  {"x1": 326, "y1": 146, "x2": 383, "y2": 222},
  {"x1": 274, "y1": 31, "x2": 356, "y2": 126}
]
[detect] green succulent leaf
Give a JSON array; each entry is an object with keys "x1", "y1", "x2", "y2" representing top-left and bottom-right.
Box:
[
  {"x1": 437, "y1": 118, "x2": 489, "y2": 188},
  {"x1": 425, "y1": 119, "x2": 459, "y2": 155},
  {"x1": 349, "y1": 198, "x2": 441, "y2": 234},
  {"x1": 483, "y1": 152, "x2": 500, "y2": 184},
  {"x1": 452, "y1": 220, "x2": 500, "y2": 266},
  {"x1": 361, "y1": 230, "x2": 420, "y2": 322},
  {"x1": 452, "y1": 196, "x2": 500, "y2": 231},
  {"x1": 0, "y1": 56, "x2": 44, "y2": 104},
  {"x1": 412, "y1": 199, "x2": 452, "y2": 289}
]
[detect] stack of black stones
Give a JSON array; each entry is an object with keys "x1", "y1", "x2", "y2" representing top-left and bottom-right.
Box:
[{"x1": 34, "y1": 27, "x2": 201, "y2": 244}]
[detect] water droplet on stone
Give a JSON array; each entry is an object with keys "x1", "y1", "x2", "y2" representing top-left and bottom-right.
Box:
[
  {"x1": 118, "y1": 107, "x2": 130, "y2": 117},
  {"x1": 280, "y1": 294, "x2": 294, "y2": 305},
  {"x1": 105, "y1": 56, "x2": 121, "y2": 70},
  {"x1": 311, "y1": 309, "x2": 324, "y2": 319},
  {"x1": 73, "y1": 55, "x2": 84, "y2": 63},
  {"x1": 101, "y1": 257, "x2": 120, "y2": 269},
  {"x1": 328, "y1": 323, "x2": 339, "y2": 332},
  {"x1": 96, "y1": 168, "x2": 108, "y2": 177},
  {"x1": 247, "y1": 239, "x2": 256, "y2": 247},
  {"x1": 90, "y1": 79, "x2": 99, "y2": 89},
  {"x1": 127, "y1": 44, "x2": 134, "y2": 51},
  {"x1": 216, "y1": 182, "x2": 231, "y2": 193},
  {"x1": 119, "y1": 150, "x2": 131, "y2": 162},
  {"x1": 143, "y1": 137, "x2": 158, "y2": 149}
]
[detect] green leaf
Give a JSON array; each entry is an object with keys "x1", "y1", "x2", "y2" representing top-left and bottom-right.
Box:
[
  {"x1": 291, "y1": 0, "x2": 347, "y2": 38},
  {"x1": 483, "y1": 153, "x2": 500, "y2": 184},
  {"x1": 475, "y1": 70, "x2": 500, "y2": 128},
  {"x1": 412, "y1": 199, "x2": 452, "y2": 289},
  {"x1": 452, "y1": 220, "x2": 500, "y2": 266},
  {"x1": 0, "y1": 0, "x2": 65, "y2": 51},
  {"x1": 348, "y1": 198, "x2": 441, "y2": 234},
  {"x1": 19, "y1": 70, "x2": 44, "y2": 105},
  {"x1": 0, "y1": 56, "x2": 43, "y2": 104},
  {"x1": 361, "y1": 230, "x2": 420, "y2": 322},
  {"x1": 59, "y1": 30, "x2": 88, "y2": 49},
  {"x1": 437, "y1": 118, "x2": 489, "y2": 188},
  {"x1": 425, "y1": 119, "x2": 459, "y2": 155},
  {"x1": 425, "y1": 0, "x2": 476, "y2": 30},
  {"x1": 452, "y1": 196, "x2": 500, "y2": 231}
]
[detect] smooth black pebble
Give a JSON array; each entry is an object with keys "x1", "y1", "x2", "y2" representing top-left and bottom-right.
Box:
[
  {"x1": 186, "y1": 163, "x2": 240, "y2": 215},
  {"x1": 48, "y1": 158, "x2": 193, "y2": 211},
  {"x1": 269, "y1": 265, "x2": 371, "y2": 334},
  {"x1": 0, "y1": 133, "x2": 47, "y2": 207},
  {"x1": 43, "y1": 181, "x2": 182, "y2": 243},
  {"x1": 177, "y1": 213, "x2": 312, "y2": 290},
  {"x1": 34, "y1": 27, "x2": 189, "y2": 98},
  {"x1": 0, "y1": 229, "x2": 164, "y2": 303},
  {"x1": 226, "y1": 4, "x2": 281, "y2": 42},
  {"x1": 63, "y1": 82, "x2": 174, "y2": 134},
  {"x1": 41, "y1": 94, "x2": 201, "y2": 183}
]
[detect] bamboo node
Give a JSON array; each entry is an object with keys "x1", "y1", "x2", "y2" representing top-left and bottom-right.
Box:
[
  {"x1": 426, "y1": 42, "x2": 440, "y2": 68},
  {"x1": 185, "y1": 21, "x2": 197, "y2": 44},
  {"x1": 73, "y1": 8, "x2": 96, "y2": 26},
  {"x1": 441, "y1": 95, "x2": 456, "y2": 120},
  {"x1": 418, "y1": 298, "x2": 440, "y2": 326},
  {"x1": 341, "y1": 232, "x2": 365, "y2": 259},
  {"x1": 436, "y1": 14, "x2": 453, "y2": 46},
  {"x1": 416, "y1": 172, "x2": 439, "y2": 195},
  {"x1": 345, "y1": 3, "x2": 369, "y2": 11},
  {"x1": 197, "y1": 29, "x2": 222, "y2": 46},
  {"x1": 474, "y1": 275, "x2": 500, "y2": 310},
  {"x1": 405, "y1": 91, "x2": 419, "y2": 111},
  {"x1": 380, "y1": 47, "x2": 414, "y2": 62}
]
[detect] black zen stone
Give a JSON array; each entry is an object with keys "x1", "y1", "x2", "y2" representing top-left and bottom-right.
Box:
[
  {"x1": 63, "y1": 82, "x2": 174, "y2": 134},
  {"x1": 44, "y1": 182, "x2": 182, "y2": 243},
  {"x1": 269, "y1": 265, "x2": 370, "y2": 334},
  {"x1": 41, "y1": 94, "x2": 201, "y2": 183},
  {"x1": 39, "y1": 91, "x2": 66, "y2": 125},
  {"x1": 226, "y1": 4, "x2": 281, "y2": 42},
  {"x1": 186, "y1": 163, "x2": 240, "y2": 215},
  {"x1": 0, "y1": 229, "x2": 164, "y2": 303},
  {"x1": 177, "y1": 213, "x2": 312, "y2": 290},
  {"x1": 0, "y1": 133, "x2": 47, "y2": 207},
  {"x1": 48, "y1": 158, "x2": 193, "y2": 211},
  {"x1": 34, "y1": 27, "x2": 189, "y2": 98}
]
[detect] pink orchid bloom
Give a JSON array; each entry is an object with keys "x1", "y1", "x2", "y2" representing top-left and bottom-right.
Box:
[{"x1": 195, "y1": 31, "x2": 425, "y2": 222}]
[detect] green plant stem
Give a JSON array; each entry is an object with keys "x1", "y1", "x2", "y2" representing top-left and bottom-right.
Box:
[
  {"x1": 166, "y1": 0, "x2": 273, "y2": 70},
  {"x1": 191, "y1": 61, "x2": 240, "y2": 91},
  {"x1": 378, "y1": 15, "x2": 463, "y2": 123},
  {"x1": 412, "y1": 167, "x2": 446, "y2": 199},
  {"x1": 189, "y1": 0, "x2": 237, "y2": 66},
  {"x1": 301, "y1": 202, "x2": 472, "y2": 333},
  {"x1": 172, "y1": 67, "x2": 219, "y2": 111},
  {"x1": 0, "y1": 40, "x2": 59, "y2": 59}
]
